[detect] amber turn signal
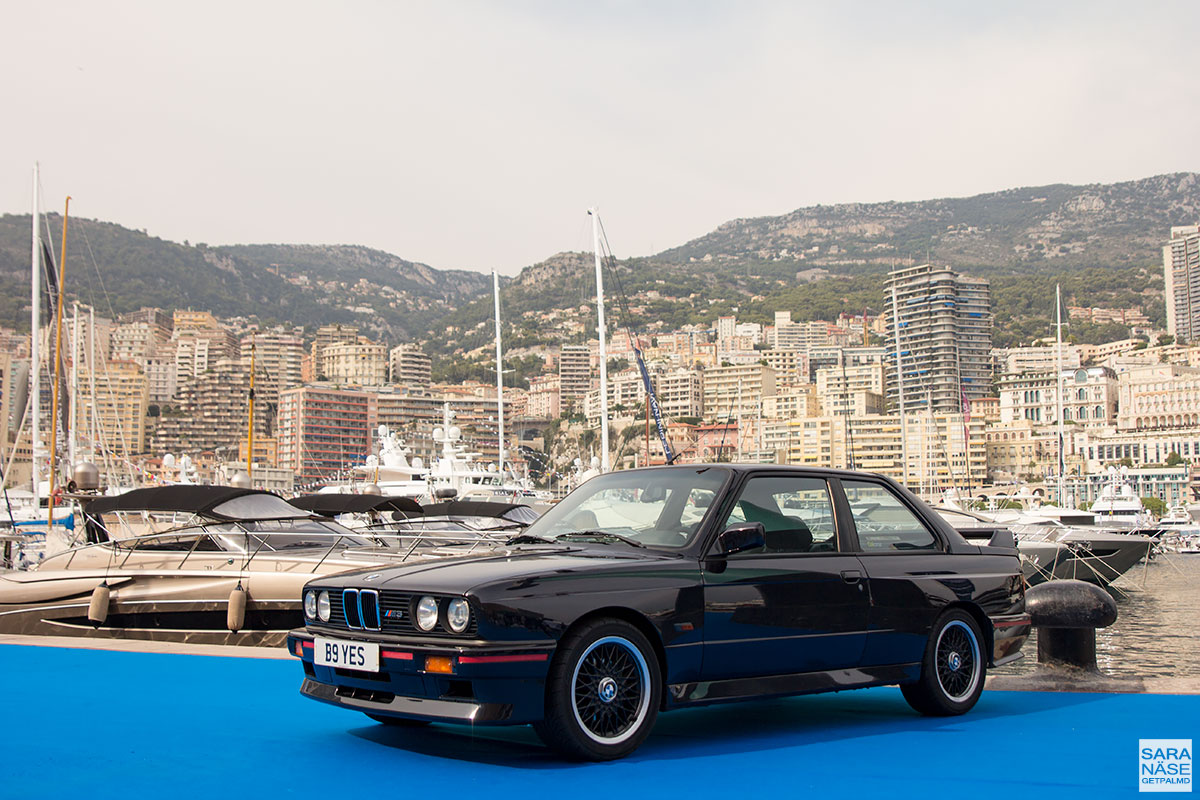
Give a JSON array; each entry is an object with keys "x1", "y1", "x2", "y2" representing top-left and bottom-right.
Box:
[
  {"x1": 425, "y1": 655, "x2": 454, "y2": 674},
  {"x1": 294, "y1": 641, "x2": 304, "y2": 658}
]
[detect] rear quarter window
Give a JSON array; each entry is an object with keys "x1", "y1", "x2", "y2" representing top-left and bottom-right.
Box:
[{"x1": 842, "y1": 479, "x2": 939, "y2": 552}]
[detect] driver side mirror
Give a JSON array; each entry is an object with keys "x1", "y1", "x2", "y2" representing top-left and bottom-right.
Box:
[{"x1": 717, "y1": 522, "x2": 765, "y2": 556}]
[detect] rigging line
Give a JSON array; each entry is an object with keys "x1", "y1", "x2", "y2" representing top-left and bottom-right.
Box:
[
  {"x1": 1, "y1": 402, "x2": 32, "y2": 502},
  {"x1": 840, "y1": 354, "x2": 856, "y2": 470},
  {"x1": 594, "y1": 216, "x2": 678, "y2": 463},
  {"x1": 76, "y1": 219, "x2": 121, "y2": 327},
  {"x1": 78, "y1": 219, "x2": 140, "y2": 487}
]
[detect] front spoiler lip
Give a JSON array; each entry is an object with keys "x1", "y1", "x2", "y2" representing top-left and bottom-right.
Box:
[{"x1": 300, "y1": 677, "x2": 514, "y2": 723}]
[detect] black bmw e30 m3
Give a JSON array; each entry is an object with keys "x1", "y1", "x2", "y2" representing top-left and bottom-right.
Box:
[{"x1": 287, "y1": 465, "x2": 1031, "y2": 760}]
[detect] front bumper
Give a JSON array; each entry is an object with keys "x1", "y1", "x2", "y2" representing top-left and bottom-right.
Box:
[
  {"x1": 989, "y1": 612, "x2": 1032, "y2": 667},
  {"x1": 287, "y1": 629, "x2": 555, "y2": 726}
]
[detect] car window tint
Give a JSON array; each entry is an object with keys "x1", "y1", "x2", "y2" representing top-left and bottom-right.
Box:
[
  {"x1": 841, "y1": 480, "x2": 939, "y2": 552},
  {"x1": 723, "y1": 476, "x2": 836, "y2": 554}
]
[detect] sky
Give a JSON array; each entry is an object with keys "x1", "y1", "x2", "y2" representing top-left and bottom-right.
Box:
[{"x1": 3, "y1": 1, "x2": 1198, "y2": 276}]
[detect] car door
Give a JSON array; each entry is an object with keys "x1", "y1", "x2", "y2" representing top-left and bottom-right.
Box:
[
  {"x1": 701, "y1": 474, "x2": 870, "y2": 681},
  {"x1": 837, "y1": 477, "x2": 963, "y2": 667}
]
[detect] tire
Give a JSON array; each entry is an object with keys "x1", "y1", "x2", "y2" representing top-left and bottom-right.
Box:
[
  {"x1": 901, "y1": 608, "x2": 986, "y2": 716},
  {"x1": 533, "y1": 618, "x2": 661, "y2": 761},
  {"x1": 365, "y1": 713, "x2": 431, "y2": 728}
]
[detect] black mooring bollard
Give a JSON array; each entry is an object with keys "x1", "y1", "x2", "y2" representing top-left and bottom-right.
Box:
[{"x1": 1025, "y1": 579, "x2": 1118, "y2": 671}]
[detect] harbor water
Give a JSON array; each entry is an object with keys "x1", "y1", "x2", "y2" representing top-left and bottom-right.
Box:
[{"x1": 1003, "y1": 554, "x2": 1200, "y2": 679}]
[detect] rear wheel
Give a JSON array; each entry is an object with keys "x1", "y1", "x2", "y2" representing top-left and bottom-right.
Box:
[
  {"x1": 533, "y1": 618, "x2": 661, "y2": 761},
  {"x1": 901, "y1": 609, "x2": 986, "y2": 716},
  {"x1": 365, "y1": 713, "x2": 430, "y2": 728}
]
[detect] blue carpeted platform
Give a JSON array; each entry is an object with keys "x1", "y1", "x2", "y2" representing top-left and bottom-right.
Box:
[{"x1": 0, "y1": 644, "x2": 1192, "y2": 798}]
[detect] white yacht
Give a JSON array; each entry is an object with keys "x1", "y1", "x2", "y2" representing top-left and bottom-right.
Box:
[
  {"x1": 320, "y1": 408, "x2": 550, "y2": 504},
  {"x1": 1089, "y1": 471, "x2": 1150, "y2": 527}
]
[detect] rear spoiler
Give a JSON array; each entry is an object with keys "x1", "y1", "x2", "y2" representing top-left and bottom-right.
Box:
[
  {"x1": 987, "y1": 528, "x2": 1016, "y2": 549},
  {"x1": 955, "y1": 525, "x2": 1017, "y2": 552}
]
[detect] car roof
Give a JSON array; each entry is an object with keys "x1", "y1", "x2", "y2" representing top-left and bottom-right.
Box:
[{"x1": 619, "y1": 463, "x2": 893, "y2": 481}]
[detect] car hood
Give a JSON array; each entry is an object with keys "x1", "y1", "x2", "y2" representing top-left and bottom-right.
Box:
[{"x1": 317, "y1": 544, "x2": 677, "y2": 594}]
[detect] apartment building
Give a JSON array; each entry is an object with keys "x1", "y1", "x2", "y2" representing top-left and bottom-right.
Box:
[
  {"x1": 77, "y1": 361, "x2": 151, "y2": 457},
  {"x1": 761, "y1": 349, "x2": 808, "y2": 389},
  {"x1": 276, "y1": 385, "x2": 371, "y2": 487},
  {"x1": 320, "y1": 340, "x2": 388, "y2": 386},
  {"x1": 559, "y1": 344, "x2": 592, "y2": 408},
  {"x1": 702, "y1": 364, "x2": 776, "y2": 420},
  {"x1": 151, "y1": 356, "x2": 272, "y2": 456},
  {"x1": 997, "y1": 367, "x2": 1118, "y2": 426},
  {"x1": 1164, "y1": 224, "x2": 1200, "y2": 343},
  {"x1": 242, "y1": 331, "x2": 305, "y2": 403},
  {"x1": 1117, "y1": 364, "x2": 1200, "y2": 430},
  {"x1": 884, "y1": 264, "x2": 992, "y2": 413},
  {"x1": 816, "y1": 362, "x2": 886, "y2": 416},
  {"x1": 389, "y1": 344, "x2": 432, "y2": 391}
]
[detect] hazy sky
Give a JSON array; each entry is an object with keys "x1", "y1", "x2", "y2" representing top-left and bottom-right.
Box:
[{"x1": 4, "y1": 1, "x2": 1197, "y2": 275}]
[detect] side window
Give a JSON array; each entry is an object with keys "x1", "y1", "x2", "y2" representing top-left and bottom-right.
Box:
[
  {"x1": 841, "y1": 480, "x2": 939, "y2": 552},
  {"x1": 722, "y1": 476, "x2": 837, "y2": 555}
]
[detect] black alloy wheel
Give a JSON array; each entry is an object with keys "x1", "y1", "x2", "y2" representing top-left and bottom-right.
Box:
[
  {"x1": 901, "y1": 608, "x2": 986, "y2": 716},
  {"x1": 534, "y1": 618, "x2": 661, "y2": 761}
]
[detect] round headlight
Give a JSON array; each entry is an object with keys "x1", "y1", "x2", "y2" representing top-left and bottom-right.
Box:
[
  {"x1": 317, "y1": 590, "x2": 331, "y2": 622},
  {"x1": 446, "y1": 598, "x2": 470, "y2": 633},
  {"x1": 304, "y1": 590, "x2": 317, "y2": 619},
  {"x1": 416, "y1": 595, "x2": 439, "y2": 631}
]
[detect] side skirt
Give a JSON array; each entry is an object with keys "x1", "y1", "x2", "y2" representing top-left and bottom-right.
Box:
[{"x1": 666, "y1": 663, "x2": 921, "y2": 708}]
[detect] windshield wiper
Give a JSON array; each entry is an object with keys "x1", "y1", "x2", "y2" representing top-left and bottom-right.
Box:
[
  {"x1": 555, "y1": 530, "x2": 646, "y2": 548},
  {"x1": 506, "y1": 534, "x2": 557, "y2": 545}
]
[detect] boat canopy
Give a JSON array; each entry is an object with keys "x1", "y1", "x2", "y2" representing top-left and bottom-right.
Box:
[
  {"x1": 289, "y1": 494, "x2": 423, "y2": 517},
  {"x1": 421, "y1": 500, "x2": 540, "y2": 524},
  {"x1": 84, "y1": 486, "x2": 314, "y2": 521}
]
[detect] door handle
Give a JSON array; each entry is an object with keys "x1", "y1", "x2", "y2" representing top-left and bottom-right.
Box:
[{"x1": 840, "y1": 569, "x2": 862, "y2": 584}]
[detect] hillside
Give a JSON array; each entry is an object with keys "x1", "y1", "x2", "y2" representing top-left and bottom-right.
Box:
[
  {"x1": 0, "y1": 216, "x2": 490, "y2": 341},
  {"x1": 0, "y1": 173, "x2": 1189, "y2": 356},
  {"x1": 657, "y1": 172, "x2": 1200, "y2": 273}
]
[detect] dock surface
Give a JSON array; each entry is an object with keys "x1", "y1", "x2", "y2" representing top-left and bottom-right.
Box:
[{"x1": 2, "y1": 640, "x2": 1194, "y2": 798}]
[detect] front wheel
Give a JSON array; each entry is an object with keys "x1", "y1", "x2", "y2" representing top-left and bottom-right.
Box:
[
  {"x1": 901, "y1": 609, "x2": 986, "y2": 716},
  {"x1": 533, "y1": 618, "x2": 661, "y2": 761}
]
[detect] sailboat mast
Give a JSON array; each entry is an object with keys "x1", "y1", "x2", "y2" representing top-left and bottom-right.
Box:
[
  {"x1": 69, "y1": 303, "x2": 78, "y2": 470},
  {"x1": 47, "y1": 196, "x2": 70, "y2": 526},
  {"x1": 492, "y1": 271, "x2": 504, "y2": 478},
  {"x1": 247, "y1": 342, "x2": 256, "y2": 488},
  {"x1": 88, "y1": 306, "x2": 102, "y2": 477},
  {"x1": 1056, "y1": 283, "x2": 1066, "y2": 507},
  {"x1": 890, "y1": 275, "x2": 910, "y2": 487},
  {"x1": 589, "y1": 209, "x2": 610, "y2": 472},
  {"x1": 30, "y1": 165, "x2": 41, "y2": 501}
]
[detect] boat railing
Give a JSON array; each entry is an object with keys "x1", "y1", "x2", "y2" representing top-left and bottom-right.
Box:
[{"x1": 48, "y1": 522, "x2": 514, "y2": 574}]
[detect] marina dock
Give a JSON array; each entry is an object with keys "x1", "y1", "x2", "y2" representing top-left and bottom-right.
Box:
[{"x1": 2, "y1": 639, "x2": 1194, "y2": 798}]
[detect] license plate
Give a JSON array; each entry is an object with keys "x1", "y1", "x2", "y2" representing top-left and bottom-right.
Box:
[{"x1": 314, "y1": 637, "x2": 380, "y2": 673}]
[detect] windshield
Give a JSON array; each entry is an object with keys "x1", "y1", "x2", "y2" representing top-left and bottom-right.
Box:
[
  {"x1": 210, "y1": 519, "x2": 373, "y2": 551},
  {"x1": 524, "y1": 467, "x2": 730, "y2": 548}
]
